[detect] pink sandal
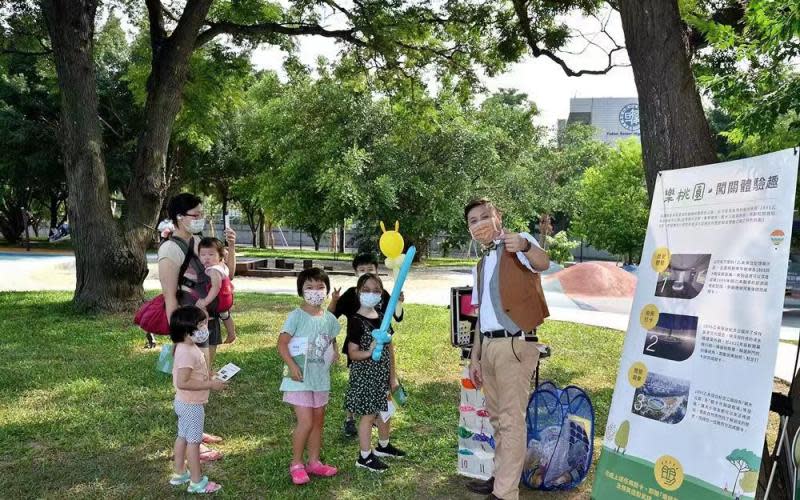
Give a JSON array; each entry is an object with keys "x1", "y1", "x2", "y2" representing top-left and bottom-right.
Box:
[
  {"x1": 199, "y1": 449, "x2": 223, "y2": 463},
  {"x1": 306, "y1": 460, "x2": 338, "y2": 477},
  {"x1": 187, "y1": 476, "x2": 222, "y2": 494},
  {"x1": 202, "y1": 433, "x2": 224, "y2": 444},
  {"x1": 289, "y1": 464, "x2": 310, "y2": 485}
]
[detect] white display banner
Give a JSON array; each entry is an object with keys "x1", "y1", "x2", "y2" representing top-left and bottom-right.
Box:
[{"x1": 593, "y1": 148, "x2": 799, "y2": 499}]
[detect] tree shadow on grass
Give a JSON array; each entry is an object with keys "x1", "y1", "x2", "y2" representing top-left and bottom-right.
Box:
[{"x1": 0, "y1": 293, "x2": 618, "y2": 499}]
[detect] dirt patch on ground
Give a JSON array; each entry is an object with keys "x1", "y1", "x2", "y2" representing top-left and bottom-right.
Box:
[{"x1": 547, "y1": 261, "x2": 636, "y2": 298}]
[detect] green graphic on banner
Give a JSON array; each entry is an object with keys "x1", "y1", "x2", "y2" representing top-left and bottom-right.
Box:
[{"x1": 592, "y1": 446, "x2": 756, "y2": 499}]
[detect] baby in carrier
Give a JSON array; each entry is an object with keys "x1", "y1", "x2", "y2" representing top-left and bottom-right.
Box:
[{"x1": 194, "y1": 237, "x2": 236, "y2": 344}]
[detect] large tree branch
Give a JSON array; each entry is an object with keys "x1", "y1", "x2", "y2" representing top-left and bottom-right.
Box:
[
  {"x1": 195, "y1": 20, "x2": 367, "y2": 48},
  {"x1": 145, "y1": 0, "x2": 167, "y2": 54},
  {"x1": 512, "y1": 0, "x2": 624, "y2": 77},
  {"x1": 2, "y1": 36, "x2": 52, "y2": 56},
  {"x1": 1, "y1": 47, "x2": 51, "y2": 56},
  {"x1": 321, "y1": 0, "x2": 354, "y2": 19},
  {"x1": 171, "y1": 0, "x2": 213, "y2": 45},
  {"x1": 161, "y1": 4, "x2": 181, "y2": 23}
]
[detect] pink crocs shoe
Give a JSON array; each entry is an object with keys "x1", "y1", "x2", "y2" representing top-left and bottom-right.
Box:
[
  {"x1": 306, "y1": 460, "x2": 338, "y2": 477},
  {"x1": 289, "y1": 464, "x2": 310, "y2": 485}
]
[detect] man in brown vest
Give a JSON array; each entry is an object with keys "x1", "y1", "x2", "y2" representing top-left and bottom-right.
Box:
[{"x1": 464, "y1": 198, "x2": 550, "y2": 500}]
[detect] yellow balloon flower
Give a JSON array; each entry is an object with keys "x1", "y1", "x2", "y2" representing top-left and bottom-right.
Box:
[{"x1": 379, "y1": 221, "x2": 404, "y2": 259}]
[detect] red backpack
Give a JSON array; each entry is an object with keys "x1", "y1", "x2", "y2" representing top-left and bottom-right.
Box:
[{"x1": 134, "y1": 237, "x2": 198, "y2": 335}]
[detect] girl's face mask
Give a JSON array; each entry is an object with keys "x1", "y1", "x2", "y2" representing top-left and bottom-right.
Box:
[
  {"x1": 192, "y1": 326, "x2": 210, "y2": 344},
  {"x1": 359, "y1": 292, "x2": 382, "y2": 309},
  {"x1": 303, "y1": 289, "x2": 327, "y2": 307}
]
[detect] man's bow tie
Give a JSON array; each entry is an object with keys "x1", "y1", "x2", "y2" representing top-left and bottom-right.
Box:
[{"x1": 481, "y1": 241, "x2": 499, "y2": 256}]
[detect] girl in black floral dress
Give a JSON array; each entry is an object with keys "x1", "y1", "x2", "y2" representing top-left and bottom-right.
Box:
[{"x1": 345, "y1": 273, "x2": 407, "y2": 472}]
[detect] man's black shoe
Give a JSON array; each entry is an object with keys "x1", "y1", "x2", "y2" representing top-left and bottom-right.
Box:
[{"x1": 466, "y1": 477, "x2": 494, "y2": 494}]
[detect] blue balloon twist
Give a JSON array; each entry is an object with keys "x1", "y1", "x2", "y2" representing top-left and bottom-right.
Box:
[{"x1": 371, "y1": 246, "x2": 416, "y2": 361}]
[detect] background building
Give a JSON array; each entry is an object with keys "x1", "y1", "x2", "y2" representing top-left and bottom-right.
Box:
[{"x1": 559, "y1": 97, "x2": 640, "y2": 144}]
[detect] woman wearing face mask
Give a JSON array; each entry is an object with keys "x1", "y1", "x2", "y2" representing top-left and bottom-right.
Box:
[
  {"x1": 344, "y1": 273, "x2": 407, "y2": 473},
  {"x1": 157, "y1": 193, "x2": 236, "y2": 461},
  {"x1": 277, "y1": 268, "x2": 342, "y2": 484}
]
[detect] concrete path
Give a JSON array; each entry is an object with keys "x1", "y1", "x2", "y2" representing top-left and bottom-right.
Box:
[{"x1": 3, "y1": 250, "x2": 798, "y2": 381}]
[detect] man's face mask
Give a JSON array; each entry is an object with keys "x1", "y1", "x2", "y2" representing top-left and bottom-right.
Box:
[{"x1": 469, "y1": 217, "x2": 500, "y2": 244}]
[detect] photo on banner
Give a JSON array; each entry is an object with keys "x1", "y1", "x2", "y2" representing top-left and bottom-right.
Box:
[
  {"x1": 592, "y1": 148, "x2": 799, "y2": 500},
  {"x1": 631, "y1": 372, "x2": 690, "y2": 424},
  {"x1": 654, "y1": 254, "x2": 711, "y2": 300},
  {"x1": 642, "y1": 313, "x2": 698, "y2": 362}
]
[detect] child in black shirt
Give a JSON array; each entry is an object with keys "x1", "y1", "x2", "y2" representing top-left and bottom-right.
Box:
[
  {"x1": 329, "y1": 253, "x2": 405, "y2": 437},
  {"x1": 344, "y1": 273, "x2": 407, "y2": 471}
]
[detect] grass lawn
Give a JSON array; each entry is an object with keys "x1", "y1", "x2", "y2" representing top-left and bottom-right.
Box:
[
  {"x1": 0, "y1": 240, "x2": 476, "y2": 269},
  {"x1": 419, "y1": 257, "x2": 478, "y2": 268},
  {"x1": 237, "y1": 247, "x2": 350, "y2": 261},
  {"x1": 0, "y1": 238, "x2": 74, "y2": 252},
  {"x1": 0, "y1": 292, "x2": 781, "y2": 499},
  {"x1": 238, "y1": 247, "x2": 476, "y2": 268}
]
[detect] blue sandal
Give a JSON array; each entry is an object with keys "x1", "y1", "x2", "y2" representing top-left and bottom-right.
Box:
[
  {"x1": 187, "y1": 476, "x2": 222, "y2": 494},
  {"x1": 169, "y1": 471, "x2": 191, "y2": 485}
]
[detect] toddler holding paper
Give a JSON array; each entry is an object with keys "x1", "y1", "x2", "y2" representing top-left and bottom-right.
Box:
[
  {"x1": 278, "y1": 268, "x2": 341, "y2": 485},
  {"x1": 345, "y1": 273, "x2": 407, "y2": 473},
  {"x1": 169, "y1": 305, "x2": 227, "y2": 494}
]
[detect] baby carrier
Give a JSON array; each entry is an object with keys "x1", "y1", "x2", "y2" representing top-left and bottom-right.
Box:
[
  {"x1": 522, "y1": 381, "x2": 594, "y2": 491},
  {"x1": 134, "y1": 236, "x2": 217, "y2": 337}
]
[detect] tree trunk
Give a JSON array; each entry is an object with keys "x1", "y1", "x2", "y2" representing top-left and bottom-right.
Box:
[
  {"x1": 243, "y1": 207, "x2": 257, "y2": 248},
  {"x1": 338, "y1": 223, "x2": 345, "y2": 253},
  {"x1": 0, "y1": 201, "x2": 25, "y2": 244},
  {"x1": 311, "y1": 233, "x2": 322, "y2": 251},
  {"x1": 124, "y1": 1, "x2": 213, "y2": 251},
  {"x1": 266, "y1": 215, "x2": 274, "y2": 249},
  {"x1": 42, "y1": 0, "x2": 144, "y2": 310},
  {"x1": 619, "y1": 0, "x2": 718, "y2": 200},
  {"x1": 411, "y1": 238, "x2": 429, "y2": 262},
  {"x1": 257, "y1": 209, "x2": 266, "y2": 249},
  {"x1": 42, "y1": 0, "x2": 213, "y2": 311},
  {"x1": 48, "y1": 193, "x2": 61, "y2": 232}
]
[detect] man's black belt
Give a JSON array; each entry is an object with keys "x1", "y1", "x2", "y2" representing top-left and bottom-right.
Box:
[{"x1": 483, "y1": 329, "x2": 538, "y2": 342}]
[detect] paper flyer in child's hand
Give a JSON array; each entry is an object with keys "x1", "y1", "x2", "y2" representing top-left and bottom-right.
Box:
[
  {"x1": 216, "y1": 363, "x2": 241, "y2": 381},
  {"x1": 288, "y1": 337, "x2": 308, "y2": 357},
  {"x1": 380, "y1": 400, "x2": 396, "y2": 423}
]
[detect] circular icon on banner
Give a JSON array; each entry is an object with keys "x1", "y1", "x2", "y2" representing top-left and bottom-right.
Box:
[
  {"x1": 640, "y1": 304, "x2": 660, "y2": 330},
  {"x1": 771, "y1": 229, "x2": 785, "y2": 247},
  {"x1": 628, "y1": 361, "x2": 648, "y2": 388},
  {"x1": 651, "y1": 247, "x2": 671, "y2": 272},
  {"x1": 654, "y1": 455, "x2": 684, "y2": 491}
]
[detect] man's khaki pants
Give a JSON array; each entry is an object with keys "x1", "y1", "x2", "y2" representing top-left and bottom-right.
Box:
[{"x1": 481, "y1": 336, "x2": 539, "y2": 500}]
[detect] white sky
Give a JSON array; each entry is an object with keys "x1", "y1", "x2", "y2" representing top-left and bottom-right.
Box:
[{"x1": 250, "y1": 8, "x2": 638, "y2": 128}]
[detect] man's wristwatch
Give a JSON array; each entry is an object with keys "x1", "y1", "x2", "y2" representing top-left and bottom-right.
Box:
[{"x1": 522, "y1": 239, "x2": 532, "y2": 253}]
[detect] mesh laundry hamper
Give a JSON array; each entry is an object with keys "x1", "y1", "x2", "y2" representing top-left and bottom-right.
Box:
[{"x1": 522, "y1": 381, "x2": 594, "y2": 491}]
